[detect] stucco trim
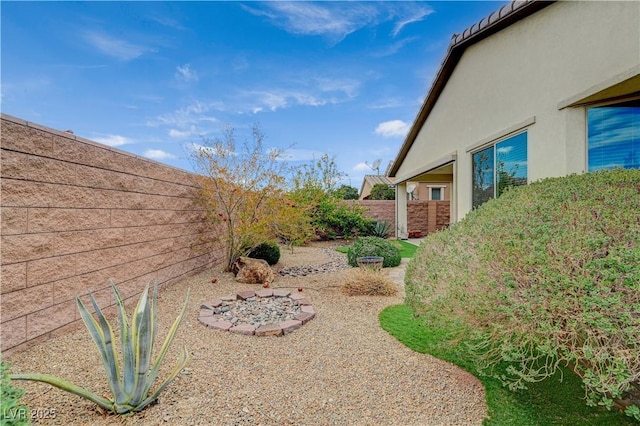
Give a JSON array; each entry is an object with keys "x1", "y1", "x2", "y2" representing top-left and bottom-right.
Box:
[
  {"x1": 557, "y1": 65, "x2": 640, "y2": 110},
  {"x1": 465, "y1": 116, "x2": 536, "y2": 153},
  {"x1": 394, "y1": 152, "x2": 457, "y2": 184}
]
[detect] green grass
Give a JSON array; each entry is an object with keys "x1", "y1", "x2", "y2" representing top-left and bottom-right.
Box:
[
  {"x1": 336, "y1": 239, "x2": 418, "y2": 259},
  {"x1": 389, "y1": 239, "x2": 418, "y2": 258},
  {"x1": 379, "y1": 304, "x2": 637, "y2": 426}
]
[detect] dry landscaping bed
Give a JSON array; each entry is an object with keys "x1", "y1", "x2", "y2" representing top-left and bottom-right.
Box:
[{"x1": 7, "y1": 241, "x2": 487, "y2": 425}]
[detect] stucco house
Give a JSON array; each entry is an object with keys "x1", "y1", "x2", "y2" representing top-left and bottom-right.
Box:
[
  {"x1": 359, "y1": 174, "x2": 450, "y2": 202},
  {"x1": 388, "y1": 0, "x2": 639, "y2": 238}
]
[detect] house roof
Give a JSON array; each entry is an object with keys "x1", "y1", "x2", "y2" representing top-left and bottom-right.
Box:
[
  {"x1": 359, "y1": 174, "x2": 394, "y2": 199},
  {"x1": 388, "y1": 0, "x2": 555, "y2": 177},
  {"x1": 364, "y1": 175, "x2": 394, "y2": 186}
]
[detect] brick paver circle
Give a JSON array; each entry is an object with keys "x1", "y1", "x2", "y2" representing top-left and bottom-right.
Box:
[{"x1": 198, "y1": 289, "x2": 315, "y2": 336}]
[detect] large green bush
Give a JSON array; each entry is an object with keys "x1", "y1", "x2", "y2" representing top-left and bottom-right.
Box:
[
  {"x1": 313, "y1": 195, "x2": 375, "y2": 239},
  {"x1": 405, "y1": 169, "x2": 640, "y2": 419},
  {"x1": 248, "y1": 241, "x2": 281, "y2": 265},
  {"x1": 347, "y1": 236, "x2": 401, "y2": 268}
]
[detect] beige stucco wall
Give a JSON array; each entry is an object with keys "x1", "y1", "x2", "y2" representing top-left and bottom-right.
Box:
[
  {"x1": 0, "y1": 114, "x2": 222, "y2": 354},
  {"x1": 395, "y1": 0, "x2": 640, "y2": 220}
]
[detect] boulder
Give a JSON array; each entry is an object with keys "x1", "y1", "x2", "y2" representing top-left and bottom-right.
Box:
[{"x1": 233, "y1": 257, "x2": 275, "y2": 284}]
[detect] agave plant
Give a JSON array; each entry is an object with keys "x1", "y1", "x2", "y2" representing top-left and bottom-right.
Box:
[
  {"x1": 11, "y1": 281, "x2": 190, "y2": 415},
  {"x1": 371, "y1": 220, "x2": 391, "y2": 239}
]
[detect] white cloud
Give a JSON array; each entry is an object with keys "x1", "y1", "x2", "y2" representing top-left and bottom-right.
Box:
[
  {"x1": 175, "y1": 64, "x2": 198, "y2": 82},
  {"x1": 82, "y1": 31, "x2": 154, "y2": 61},
  {"x1": 245, "y1": 2, "x2": 433, "y2": 44},
  {"x1": 391, "y1": 6, "x2": 434, "y2": 37},
  {"x1": 353, "y1": 162, "x2": 371, "y2": 172},
  {"x1": 240, "y1": 78, "x2": 359, "y2": 113},
  {"x1": 169, "y1": 128, "x2": 191, "y2": 139},
  {"x1": 143, "y1": 149, "x2": 176, "y2": 160},
  {"x1": 374, "y1": 120, "x2": 410, "y2": 138},
  {"x1": 147, "y1": 101, "x2": 219, "y2": 129},
  {"x1": 93, "y1": 134, "x2": 132, "y2": 147}
]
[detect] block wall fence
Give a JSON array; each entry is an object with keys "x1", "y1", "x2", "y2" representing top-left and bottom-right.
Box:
[
  {"x1": 349, "y1": 200, "x2": 450, "y2": 237},
  {"x1": 0, "y1": 114, "x2": 222, "y2": 355}
]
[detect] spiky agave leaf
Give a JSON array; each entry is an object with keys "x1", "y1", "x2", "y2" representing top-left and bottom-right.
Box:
[
  {"x1": 9, "y1": 373, "x2": 114, "y2": 411},
  {"x1": 76, "y1": 291, "x2": 125, "y2": 403},
  {"x1": 11, "y1": 281, "x2": 191, "y2": 416},
  {"x1": 142, "y1": 289, "x2": 191, "y2": 399},
  {"x1": 111, "y1": 280, "x2": 135, "y2": 398}
]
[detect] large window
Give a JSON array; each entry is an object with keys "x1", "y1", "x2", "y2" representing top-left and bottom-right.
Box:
[
  {"x1": 588, "y1": 100, "x2": 640, "y2": 172},
  {"x1": 472, "y1": 132, "x2": 528, "y2": 209}
]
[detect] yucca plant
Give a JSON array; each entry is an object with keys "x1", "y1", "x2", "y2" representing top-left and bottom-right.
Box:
[{"x1": 11, "y1": 281, "x2": 190, "y2": 415}]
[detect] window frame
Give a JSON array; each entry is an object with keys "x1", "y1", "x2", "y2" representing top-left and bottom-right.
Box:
[
  {"x1": 585, "y1": 97, "x2": 640, "y2": 172},
  {"x1": 470, "y1": 130, "x2": 529, "y2": 209},
  {"x1": 427, "y1": 185, "x2": 446, "y2": 201}
]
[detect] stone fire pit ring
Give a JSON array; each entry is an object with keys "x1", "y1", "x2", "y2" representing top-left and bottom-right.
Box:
[{"x1": 198, "y1": 289, "x2": 315, "y2": 336}]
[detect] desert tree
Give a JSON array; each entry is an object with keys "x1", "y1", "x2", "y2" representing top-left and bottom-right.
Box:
[{"x1": 191, "y1": 124, "x2": 313, "y2": 271}]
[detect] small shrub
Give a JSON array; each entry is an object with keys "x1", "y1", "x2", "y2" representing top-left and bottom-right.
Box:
[
  {"x1": 248, "y1": 241, "x2": 281, "y2": 265},
  {"x1": 347, "y1": 236, "x2": 401, "y2": 268},
  {"x1": 342, "y1": 268, "x2": 398, "y2": 296},
  {"x1": 1, "y1": 360, "x2": 29, "y2": 426}
]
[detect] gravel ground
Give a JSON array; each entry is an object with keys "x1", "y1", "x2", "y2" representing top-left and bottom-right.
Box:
[{"x1": 7, "y1": 242, "x2": 487, "y2": 425}]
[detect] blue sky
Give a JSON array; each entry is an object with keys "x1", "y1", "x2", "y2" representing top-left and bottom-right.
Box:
[{"x1": 2, "y1": 1, "x2": 507, "y2": 189}]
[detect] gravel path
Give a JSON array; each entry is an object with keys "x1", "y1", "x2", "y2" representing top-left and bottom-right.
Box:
[{"x1": 7, "y1": 242, "x2": 487, "y2": 425}]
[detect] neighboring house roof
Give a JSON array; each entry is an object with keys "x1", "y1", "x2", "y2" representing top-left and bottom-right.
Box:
[
  {"x1": 359, "y1": 175, "x2": 394, "y2": 199},
  {"x1": 388, "y1": 0, "x2": 555, "y2": 177}
]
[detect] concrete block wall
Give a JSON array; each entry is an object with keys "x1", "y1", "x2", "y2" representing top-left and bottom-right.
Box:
[
  {"x1": 353, "y1": 200, "x2": 450, "y2": 237},
  {"x1": 0, "y1": 114, "x2": 221, "y2": 355},
  {"x1": 351, "y1": 200, "x2": 396, "y2": 235}
]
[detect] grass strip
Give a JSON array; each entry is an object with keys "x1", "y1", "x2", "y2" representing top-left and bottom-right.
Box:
[
  {"x1": 379, "y1": 304, "x2": 636, "y2": 426},
  {"x1": 336, "y1": 239, "x2": 418, "y2": 259}
]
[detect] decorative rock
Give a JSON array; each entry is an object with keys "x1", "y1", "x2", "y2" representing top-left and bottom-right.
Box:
[
  {"x1": 233, "y1": 257, "x2": 275, "y2": 284},
  {"x1": 209, "y1": 298, "x2": 223, "y2": 307},
  {"x1": 294, "y1": 311, "x2": 315, "y2": 324},
  {"x1": 280, "y1": 319, "x2": 302, "y2": 334},
  {"x1": 273, "y1": 289, "x2": 290, "y2": 297},
  {"x1": 198, "y1": 289, "x2": 314, "y2": 336},
  {"x1": 255, "y1": 324, "x2": 283, "y2": 337},
  {"x1": 237, "y1": 290, "x2": 256, "y2": 300},
  {"x1": 230, "y1": 324, "x2": 255, "y2": 335},
  {"x1": 255, "y1": 289, "x2": 273, "y2": 298},
  {"x1": 277, "y1": 247, "x2": 350, "y2": 277},
  {"x1": 211, "y1": 321, "x2": 233, "y2": 331}
]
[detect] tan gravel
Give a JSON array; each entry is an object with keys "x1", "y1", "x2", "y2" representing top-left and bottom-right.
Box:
[{"x1": 7, "y1": 242, "x2": 487, "y2": 425}]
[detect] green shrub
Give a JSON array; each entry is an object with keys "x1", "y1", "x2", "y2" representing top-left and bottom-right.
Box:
[
  {"x1": 248, "y1": 241, "x2": 281, "y2": 265},
  {"x1": 405, "y1": 168, "x2": 640, "y2": 419},
  {"x1": 313, "y1": 196, "x2": 374, "y2": 238},
  {"x1": 1, "y1": 360, "x2": 29, "y2": 426},
  {"x1": 368, "y1": 183, "x2": 395, "y2": 200},
  {"x1": 347, "y1": 236, "x2": 401, "y2": 268}
]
